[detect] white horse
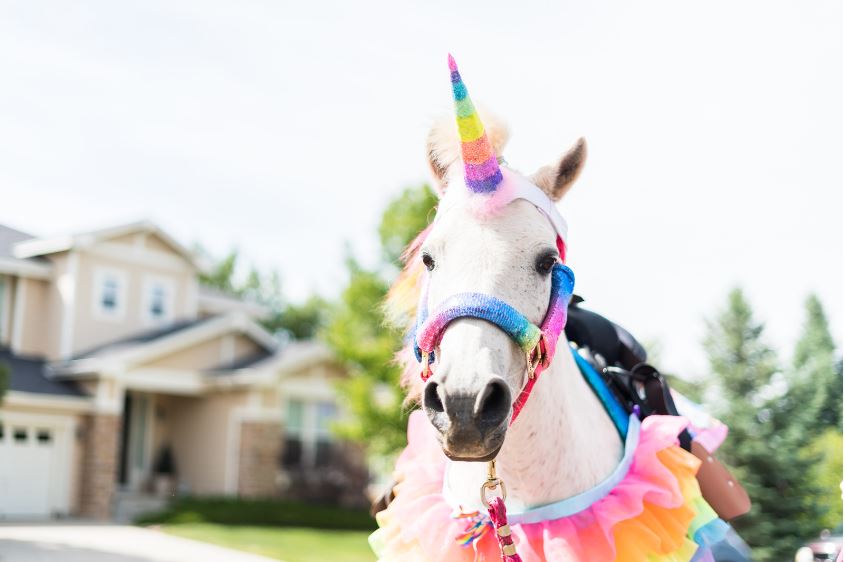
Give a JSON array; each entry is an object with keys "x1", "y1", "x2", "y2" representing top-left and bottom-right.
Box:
[
  {"x1": 371, "y1": 56, "x2": 726, "y2": 562},
  {"x1": 414, "y1": 111, "x2": 620, "y2": 513}
]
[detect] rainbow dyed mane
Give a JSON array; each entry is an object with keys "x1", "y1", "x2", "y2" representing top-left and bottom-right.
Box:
[{"x1": 385, "y1": 226, "x2": 430, "y2": 402}]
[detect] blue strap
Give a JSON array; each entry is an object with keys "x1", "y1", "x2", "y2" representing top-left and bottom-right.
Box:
[
  {"x1": 507, "y1": 414, "x2": 640, "y2": 524},
  {"x1": 570, "y1": 347, "x2": 630, "y2": 439}
]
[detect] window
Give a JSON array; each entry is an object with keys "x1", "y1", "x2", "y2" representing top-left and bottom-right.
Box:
[
  {"x1": 13, "y1": 427, "x2": 27, "y2": 443},
  {"x1": 143, "y1": 276, "x2": 175, "y2": 325},
  {"x1": 102, "y1": 278, "x2": 119, "y2": 310},
  {"x1": 286, "y1": 399, "x2": 305, "y2": 434},
  {"x1": 150, "y1": 285, "x2": 166, "y2": 319},
  {"x1": 0, "y1": 423, "x2": 4, "y2": 441},
  {"x1": 282, "y1": 399, "x2": 306, "y2": 469},
  {"x1": 315, "y1": 402, "x2": 337, "y2": 467},
  {"x1": 36, "y1": 429, "x2": 52, "y2": 444},
  {"x1": 94, "y1": 268, "x2": 127, "y2": 319},
  {"x1": 282, "y1": 399, "x2": 339, "y2": 469}
]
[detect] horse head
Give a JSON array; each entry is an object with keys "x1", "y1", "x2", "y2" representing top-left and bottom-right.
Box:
[{"x1": 406, "y1": 55, "x2": 588, "y2": 461}]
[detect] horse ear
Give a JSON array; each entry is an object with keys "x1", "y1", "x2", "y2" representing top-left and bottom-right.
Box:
[
  {"x1": 532, "y1": 137, "x2": 587, "y2": 201},
  {"x1": 426, "y1": 139, "x2": 450, "y2": 197}
]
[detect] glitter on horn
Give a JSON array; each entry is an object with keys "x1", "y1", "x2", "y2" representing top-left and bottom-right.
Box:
[{"x1": 448, "y1": 54, "x2": 503, "y2": 194}]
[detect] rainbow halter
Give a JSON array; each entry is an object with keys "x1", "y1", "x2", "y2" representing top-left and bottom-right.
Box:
[{"x1": 413, "y1": 263, "x2": 574, "y2": 424}]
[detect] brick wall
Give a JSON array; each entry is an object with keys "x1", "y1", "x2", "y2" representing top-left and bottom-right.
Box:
[
  {"x1": 78, "y1": 414, "x2": 121, "y2": 519},
  {"x1": 238, "y1": 420, "x2": 282, "y2": 497}
]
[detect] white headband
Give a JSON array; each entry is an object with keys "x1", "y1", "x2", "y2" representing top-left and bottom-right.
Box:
[{"x1": 435, "y1": 167, "x2": 569, "y2": 244}]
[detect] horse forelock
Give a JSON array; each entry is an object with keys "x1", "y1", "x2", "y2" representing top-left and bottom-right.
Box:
[{"x1": 385, "y1": 223, "x2": 433, "y2": 404}]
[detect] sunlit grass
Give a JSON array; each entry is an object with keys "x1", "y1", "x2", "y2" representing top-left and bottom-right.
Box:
[{"x1": 160, "y1": 523, "x2": 375, "y2": 562}]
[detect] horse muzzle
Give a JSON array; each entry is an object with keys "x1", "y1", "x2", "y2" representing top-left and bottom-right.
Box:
[{"x1": 422, "y1": 376, "x2": 511, "y2": 461}]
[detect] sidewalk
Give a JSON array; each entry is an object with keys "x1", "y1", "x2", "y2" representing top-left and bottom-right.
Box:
[{"x1": 0, "y1": 523, "x2": 281, "y2": 562}]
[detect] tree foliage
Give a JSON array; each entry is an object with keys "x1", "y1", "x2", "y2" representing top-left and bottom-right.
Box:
[
  {"x1": 325, "y1": 185, "x2": 437, "y2": 457},
  {"x1": 323, "y1": 260, "x2": 408, "y2": 456},
  {"x1": 196, "y1": 246, "x2": 327, "y2": 341},
  {"x1": 703, "y1": 288, "x2": 831, "y2": 562},
  {"x1": 788, "y1": 294, "x2": 842, "y2": 432},
  {"x1": 378, "y1": 185, "x2": 438, "y2": 266}
]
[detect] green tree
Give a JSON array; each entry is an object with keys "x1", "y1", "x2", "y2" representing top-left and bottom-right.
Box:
[
  {"x1": 198, "y1": 248, "x2": 240, "y2": 294},
  {"x1": 801, "y1": 428, "x2": 843, "y2": 530},
  {"x1": 196, "y1": 246, "x2": 326, "y2": 341},
  {"x1": 788, "y1": 295, "x2": 842, "y2": 431},
  {"x1": 325, "y1": 185, "x2": 437, "y2": 457},
  {"x1": 271, "y1": 296, "x2": 329, "y2": 341},
  {"x1": 324, "y1": 259, "x2": 408, "y2": 456},
  {"x1": 378, "y1": 186, "x2": 438, "y2": 266},
  {"x1": 704, "y1": 288, "x2": 822, "y2": 562},
  {"x1": 785, "y1": 295, "x2": 843, "y2": 532}
]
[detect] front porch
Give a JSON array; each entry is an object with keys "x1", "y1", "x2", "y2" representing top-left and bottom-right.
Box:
[{"x1": 78, "y1": 385, "x2": 283, "y2": 520}]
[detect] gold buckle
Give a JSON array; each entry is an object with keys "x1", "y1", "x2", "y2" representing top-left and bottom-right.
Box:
[
  {"x1": 525, "y1": 336, "x2": 547, "y2": 379},
  {"x1": 420, "y1": 351, "x2": 432, "y2": 380}
]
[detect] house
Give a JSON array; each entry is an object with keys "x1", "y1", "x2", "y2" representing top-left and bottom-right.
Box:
[{"x1": 0, "y1": 221, "x2": 364, "y2": 520}]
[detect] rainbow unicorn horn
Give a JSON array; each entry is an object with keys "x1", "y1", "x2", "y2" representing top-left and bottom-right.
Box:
[{"x1": 448, "y1": 54, "x2": 503, "y2": 194}]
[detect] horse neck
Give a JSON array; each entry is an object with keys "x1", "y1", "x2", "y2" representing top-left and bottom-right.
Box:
[{"x1": 445, "y1": 339, "x2": 623, "y2": 510}]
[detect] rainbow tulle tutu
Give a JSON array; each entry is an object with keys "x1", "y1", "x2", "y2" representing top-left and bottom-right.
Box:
[{"x1": 370, "y1": 411, "x2": 727, "y2": 562}]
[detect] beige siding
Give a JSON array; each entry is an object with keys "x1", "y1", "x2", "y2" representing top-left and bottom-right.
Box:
[
  {"x1": 70, "y1": 246, "x2": 196, "y2": 356},
  {"x1": 142, "y1": 234, "x2": 178, "y2": 254},
  {"x1": 165, "y1": 391, "x2": 249, "y2": 494},
  {"x1": 141, "y1": 334, "x2": 263, "y2": 371},
  {"x1": 16, "y1": 277, "x2": 51, "y2": 356},
  {"x1": 0, "y1": 274, "x2": 14, "y2": 347}
]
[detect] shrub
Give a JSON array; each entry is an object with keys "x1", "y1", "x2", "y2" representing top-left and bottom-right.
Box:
[{"x1": 136, "y1": 497, "x2": 376, "y2": 531}]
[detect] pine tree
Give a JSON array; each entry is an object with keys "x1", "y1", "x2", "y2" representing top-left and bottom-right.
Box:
[
  {"x1": 703, "y1": 288, "x2": 822, "y2": 562},
  {"x1": 789, "y1": 295, "x2": 842, "y2": 431},
  {"x1": 786, "y1": 295, "x2": 843, "y2": 532}
]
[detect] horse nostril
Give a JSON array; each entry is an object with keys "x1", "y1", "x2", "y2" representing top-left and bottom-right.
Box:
[
  {"x1": 474, "y1": 378, "x2": 510, "y2": 427},
  {"x1": 423, "y1": 381, "x2": 445, "y2": 413}
]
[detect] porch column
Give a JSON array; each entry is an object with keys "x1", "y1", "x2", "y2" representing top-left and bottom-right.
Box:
[
  {"x1": 238, "y1": 420, "x2": 282, "y2": 497},
  {"x1": 79, "y1": 413, "x2": 121, "y2": 519}
]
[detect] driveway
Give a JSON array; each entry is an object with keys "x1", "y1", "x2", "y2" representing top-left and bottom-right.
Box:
[{"x1": 0, "y1": 523, "x2": 280, "y2": 562}]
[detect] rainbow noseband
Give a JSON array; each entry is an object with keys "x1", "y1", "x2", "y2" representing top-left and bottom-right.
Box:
[{"x1": 413, "y1": 263, "x2": 575, "y2": 423}]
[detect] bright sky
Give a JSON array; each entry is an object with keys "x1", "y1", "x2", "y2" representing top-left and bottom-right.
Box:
[{"x1": 1, "y1": 1, "x2": 841, "y2": 376}]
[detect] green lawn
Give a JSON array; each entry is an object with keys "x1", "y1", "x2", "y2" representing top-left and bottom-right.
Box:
[{"x1": 160, "y1": 523, "x2": 375, "y2": 562}]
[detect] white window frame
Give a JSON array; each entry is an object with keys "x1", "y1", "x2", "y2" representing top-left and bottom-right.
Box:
[
  {"x1": 92, "y1": 267, "x2": 128, "y2": 321},
  {"x1": 141, "y1": 275, "x2": 175, "y2": 326},
  {"x1": 283, "y1": 398, "x2": 337, "y2": 468}
]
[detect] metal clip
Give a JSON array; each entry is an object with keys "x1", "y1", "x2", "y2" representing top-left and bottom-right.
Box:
[{"x1": 480, "y1": 460, "x2": 508, "y2": 507}]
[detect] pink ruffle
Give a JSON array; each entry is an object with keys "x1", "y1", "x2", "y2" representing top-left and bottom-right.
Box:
[{"x1": 377, "y1": 411, "x2": 698, "y2": 562}]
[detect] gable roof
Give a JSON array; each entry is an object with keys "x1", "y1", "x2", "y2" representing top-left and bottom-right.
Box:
[
  {"x1": 0, "y1": 347, "x2": 84, "y2": 397},
  {"x1": 72, "y1": 317, "x2": 214, "y2": 360},
  {"x1": 0, "y1": 225, "x2": 35, "y2": 258},
  {"x1": 0, "y1": 224, "x2": 52, "y2": 279},
  {"x1": 53, "y1": 312, "x2": 280, "y2": 376},
  {"x1": 13, "y1": 220, "x2": 203, "y2": 270}
]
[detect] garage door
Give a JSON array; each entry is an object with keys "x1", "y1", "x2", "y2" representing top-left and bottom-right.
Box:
[{"x1": 0, "y1": 416, "x2": 72, "y2": 517}]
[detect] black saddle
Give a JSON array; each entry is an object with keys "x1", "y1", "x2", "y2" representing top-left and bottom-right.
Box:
[{"x1": 564, "y1": 297, "x2": 691, "y2": 450}]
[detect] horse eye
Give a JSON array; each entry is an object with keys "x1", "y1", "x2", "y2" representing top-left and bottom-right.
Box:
[
  {"x1": 535, "y1": 254, "x2": 557, "y2": 275},
  {"x1": 421, "y1": 253, "x2": 435, "y2": 271}
]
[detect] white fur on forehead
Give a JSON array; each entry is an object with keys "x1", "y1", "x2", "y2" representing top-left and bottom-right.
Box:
[{"x1": 426, "y1": 108, "x2": 511, "y2": 190}]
